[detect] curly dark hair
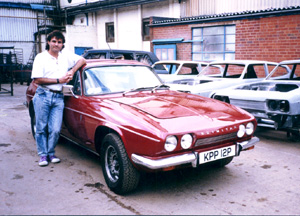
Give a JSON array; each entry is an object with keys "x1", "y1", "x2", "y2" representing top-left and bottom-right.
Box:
[{"x1": 45, "y1": 30, "x2": 65, "y2": 51}]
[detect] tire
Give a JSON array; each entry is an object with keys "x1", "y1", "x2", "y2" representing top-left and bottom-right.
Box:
[
  {"x1": 101, "y1": 133, "x2": 140, "y2": 194},
  {"x1": 211, "y1": 156, "x2": 234, "y2": 168},
  {"x1": 30, "y1": 111, "x2": 36, "y2": 139}
]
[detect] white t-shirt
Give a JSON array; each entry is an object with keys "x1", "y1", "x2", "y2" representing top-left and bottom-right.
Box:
[{"x1": 31, "y1": 49, "x2": 82, "y2": 91}]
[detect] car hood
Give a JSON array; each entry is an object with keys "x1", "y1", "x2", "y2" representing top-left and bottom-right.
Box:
[
  {"x1": 168, "y1": 78, "x2": 264, "y2": 94},
  {"x1": 109, "y1": 91, "x2": 250, "y2": 121}
]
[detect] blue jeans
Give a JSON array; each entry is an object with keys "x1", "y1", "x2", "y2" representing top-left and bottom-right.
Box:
[{"x1": 33, "y1": 86, "x2": 64, "y2": 157}]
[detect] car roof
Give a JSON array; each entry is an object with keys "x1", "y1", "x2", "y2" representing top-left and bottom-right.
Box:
[
  {"x1": 83, "y1": 59, "x2": 148, "y2": 68},
  {"x1": 83, "y1": 49, "x2": 155, "y2": 55},
  {"x1": 208, "y1": 60, "x2": 278, "y2": 65},
  {"x1": 278, "y1": 59, "x2": 300, "y2": 65},
  {"x1": 154, "y1": 60, "x2": 209, "y2": 64}
]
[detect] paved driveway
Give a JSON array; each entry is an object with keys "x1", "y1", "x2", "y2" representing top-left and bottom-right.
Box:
[{"x1": 1, "y1": 84, "x2": 300, "y2": 215}]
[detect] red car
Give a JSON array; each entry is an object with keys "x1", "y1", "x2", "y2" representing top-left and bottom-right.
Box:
[{"x1": 25, "y1": 59, "x2": 259, "y2": 194}]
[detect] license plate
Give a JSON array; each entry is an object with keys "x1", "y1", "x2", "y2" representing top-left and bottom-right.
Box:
[{"x1": 199, "y1": 145, "x2": 236, "y2": 164}]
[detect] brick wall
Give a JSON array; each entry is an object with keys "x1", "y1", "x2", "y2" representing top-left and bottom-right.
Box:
[
  {"x1": 236, "y1": 14, "x2": 300, "y2": 62},
  {"x1": 151, "y1": 14, "x2": 300, "y2": 62}
]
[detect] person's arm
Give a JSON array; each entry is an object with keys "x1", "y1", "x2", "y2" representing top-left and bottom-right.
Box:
[
  {"x1": 33, "y1": 76, "x2": 70, "y2": 85},
  {"x1": 67, "y1": 57, "x2": 86, "y2": 77},
  {"x1": 34, "y1": 57, "x2": 86, "y2": 85}
]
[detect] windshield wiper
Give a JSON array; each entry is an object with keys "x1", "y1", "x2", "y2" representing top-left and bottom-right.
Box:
[
  {"x1": 151, "y1": 84, "x2": 170, "y2": 93},
  {"x1": 122, "y1": 87, "x2": 154, "y2": 96},
  {"x1": 122, "y1": 85, "x2": 170, "y2": 96}
]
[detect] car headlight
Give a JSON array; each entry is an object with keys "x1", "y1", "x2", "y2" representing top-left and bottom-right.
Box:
[
  {"x1": 181, "y1": 134, "x2": 193, "y2": 149},
  {"x1": 267, "y1": 100, "x2": 289, "y2": 112},
  {"x1": 237, "y1": 124, "x2": 246, "y2": 138},
  {"x1": 245, "y1": 122, "x2": 254, "y2": 135},
  {"x1": 165, "y1": 135, "x2": 177, "y2": 152},
  {"x1": 279, "y1": 100, "x2": 290, "y2": 112}
]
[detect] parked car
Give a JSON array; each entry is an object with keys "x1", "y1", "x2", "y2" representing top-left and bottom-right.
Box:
[
  {"x1": 167, "y1": 60, "x2": 278, "y2": 98},
  {"x1": 213, "y1": 60, "x2": 300, "y2": 136},
  {"x1": 82, "y1": 49, "x2": 159, "y2": 66},
  {"x1": 25, "y1": 59, "x2": 259, "y2": 194},
  {"x1": 152, "y1": 60, "x2": 209, "y2": 83}
]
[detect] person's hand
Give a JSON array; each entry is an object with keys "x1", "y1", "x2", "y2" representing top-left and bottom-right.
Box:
[{"x1": 59, "y1": 73, "x2": 72, "y2": 83}]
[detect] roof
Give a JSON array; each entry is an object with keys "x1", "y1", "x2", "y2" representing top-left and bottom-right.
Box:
[
  {"x1": 151, "y1": 5, "x2": 300, "y2": 26},
  {"x1": 61, "y1": 0, "x2": 167, "y2": 16}
]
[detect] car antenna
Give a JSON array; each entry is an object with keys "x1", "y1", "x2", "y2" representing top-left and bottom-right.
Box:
[{"x1": 106, "y1": 42, "x2": 116, "y2": 61}]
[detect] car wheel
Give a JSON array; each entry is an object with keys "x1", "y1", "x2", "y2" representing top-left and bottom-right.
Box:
[
  {"x1": 101, "y1": 133, "x2": 140, "y2": 194},
  {"x1": 211, "y1": 156, "x2": 234, "y2": 168},
  {"x1": 30, "y1": 112, "x2": 36, "y2": 139}
]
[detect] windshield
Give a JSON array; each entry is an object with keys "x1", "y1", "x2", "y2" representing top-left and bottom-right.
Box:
[
  {"x1": 153, "y1": 63, "x2": 180, "y2": 74},
  {"x1": 200, "y1": 65, "x2": 223, "y2": 77},
  {"x1": 83, "y1": 65, "x2": 162, "y2": 95},
  {"x1": 200, "y1": 64, "x2": 245, "y2": 78},
  {"x1": 267, "y1": 64, "x2": 296, "y2": 80}
]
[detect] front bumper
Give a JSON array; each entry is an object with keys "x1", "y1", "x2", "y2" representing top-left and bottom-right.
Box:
[{"x1": 131, "y1": 136, "x2": 259, "y2": 170}]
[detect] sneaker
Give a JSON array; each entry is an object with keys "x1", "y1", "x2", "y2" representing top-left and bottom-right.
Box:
[
  {"x1": 49, "y1": 155, "x2": 60, "y2": 163},
  {"x1": 39, "y1": 156, "x2": 48, "y2": 166}
]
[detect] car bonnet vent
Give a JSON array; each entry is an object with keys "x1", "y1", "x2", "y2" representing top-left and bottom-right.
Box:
[{"x1": 275, "y1": 84, "x2": 299, "y2": 92}]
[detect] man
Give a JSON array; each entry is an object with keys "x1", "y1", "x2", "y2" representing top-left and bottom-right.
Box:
[{"x1": 31, "y1": 30, "x2": 86, "y2": 166}]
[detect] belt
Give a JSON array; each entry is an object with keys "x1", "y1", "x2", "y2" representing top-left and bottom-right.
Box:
[
  {"x1": 40, "y1": 86, "x2": 62, "y2": 94},
  {"x1": 48, "y1": 89, "x2": 62, "y2": 94}
]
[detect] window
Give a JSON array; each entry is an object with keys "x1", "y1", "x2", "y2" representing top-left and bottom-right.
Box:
[
  {"x1": 154, "y1": 45, "x2": 176, "y2": 60},
  {"x1": 68, "y1": 71, "x2": 81, "y2": 95},
  {"x1": 142, "y1": 18, "x2": 150, "y2": 41},
  {"x1": 106, "y1": 22, "x2": 115, "y2": 43},
  {"x1": 192, "y1": 25, "x2": 236, "y2": 61}
]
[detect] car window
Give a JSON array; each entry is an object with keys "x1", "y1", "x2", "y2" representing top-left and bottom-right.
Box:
[
  {"x1": 72, "y1": 71, "x2": 82, "y2": 95},
  {"x1": 68, "y1": 71, "x2": 82, "y2": 95},
  {"x1": 136, "y1": 54, "x2": 153, "y2": 66},
  {"x1": 85, "y1": 53, "x2": 106, "y2": 59},
  {"x1": 200, "y1": 65, "x2": 223, "y2": 77},
  {"x1": 224, "y1": 64, "x2": 244, "y2": 78},
  {"x1": 153, "y1": 63, "x2": 179, "y2": 74},
  {"x1": 110, "y1": 52, "x2": 134, "y2": 60},
  {"x1": 267, "y1": 64, "x2": 277, "y2": 75},
  {"x1": 269, "y1": 65, "x2": 291, "y2": 80},
  {"x1": 178, "y1": 64, "x2": 200, "y2": 75},
  {"x1": 83, "y1": 66, "x2": 161, "y2": 95},
  {"x1": 292, "y1": 64, "x2": 300, "y2": 79}
]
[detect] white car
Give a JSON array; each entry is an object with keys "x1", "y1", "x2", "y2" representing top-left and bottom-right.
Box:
[
  {"x1": 213, "y1": 60, "x2": 300, "y2": 136},
  {"x1": 167, "y1": 60, "x2": 278, "y2": 98},
  {"x1": 152, "y1": 60, "x2": 208, "y2": 83}
]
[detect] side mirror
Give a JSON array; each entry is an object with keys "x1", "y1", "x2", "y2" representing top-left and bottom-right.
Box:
[{"x1": 62, "y1": 85, "x2": 78, "y2": 98}]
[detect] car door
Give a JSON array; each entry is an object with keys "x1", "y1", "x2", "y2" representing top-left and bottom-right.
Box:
[{"x1": 62, "y1": 71, "x2": 96, "y2": 151}]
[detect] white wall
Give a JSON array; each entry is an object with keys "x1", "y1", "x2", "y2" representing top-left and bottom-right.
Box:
[
  {"x1": 65, "y1": 25, "x2": 98, "y2": 53},
  {"x1": 94, "y1": 0, "x2": 177, "y2": 51}
]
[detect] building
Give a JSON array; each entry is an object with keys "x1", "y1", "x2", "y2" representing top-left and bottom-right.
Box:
[
  {"x1": 0, "y1": 0, "x2": 61, "y2": 66},
  {"x1": 1, "y1": 0, "x2": 300, "y2": 64},
  {"x1": 59, "y1": 0, "x2": 180, "y2": 55},
  {"x1": 150, "y1": 0, "x2": 300, "y2": 62}
]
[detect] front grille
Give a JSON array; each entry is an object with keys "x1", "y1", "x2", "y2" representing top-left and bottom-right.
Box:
[
  {"x1": 231, "y1": 99, "x2": 265, "y2": 111},
  {"x1": 195, "y1": 132, "x2": 237, "y2": 147}
]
